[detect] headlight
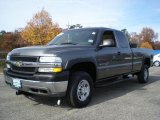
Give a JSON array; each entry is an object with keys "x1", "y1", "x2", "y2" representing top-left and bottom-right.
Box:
[
  {"x1": 6, "y1": 64, "x2": 11, "y2": 68},
  {"x1": 6, "y1": 54, "x2": 10, "y2": 61},
  {"x1": 39, "y1": 56, "x2": 62, "y2": 72},
  {"x1": 39, "y1": 57, "x2": 62, "y2": 63}
]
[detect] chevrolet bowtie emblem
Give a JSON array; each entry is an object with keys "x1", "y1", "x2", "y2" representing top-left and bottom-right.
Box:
[{"x1": 15, "y1": 61, "x2": 23, "y2": 67}]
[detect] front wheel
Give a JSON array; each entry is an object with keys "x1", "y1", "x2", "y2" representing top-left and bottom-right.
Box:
[
  {"x1": 137, "y1": 65, "x2": 149, "y2": 83},
  {"x1": 67, "y1": 71, "x2": 93, "y2": 108}
]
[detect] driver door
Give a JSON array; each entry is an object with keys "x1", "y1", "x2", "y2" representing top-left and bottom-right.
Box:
[{"x1": 96, "y1": 30, "x2": 121, "y2": 80}]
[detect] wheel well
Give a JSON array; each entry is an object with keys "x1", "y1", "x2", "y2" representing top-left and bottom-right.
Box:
[
  {"x1": 144, "y1": 58, "x2": 150, "y2": 67},
  {"x1": 70, "y1": 62, "x2": 96, "y2": 83}
]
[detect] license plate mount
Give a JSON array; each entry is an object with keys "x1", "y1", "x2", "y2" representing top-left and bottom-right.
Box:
[{"x1": 13, "y1": 78, "x2": 22, "y2": 88}]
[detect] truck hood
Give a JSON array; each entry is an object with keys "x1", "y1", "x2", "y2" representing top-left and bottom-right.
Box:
[{"x1": 9, "y1": 45, "x2": 95, "y2": 57}]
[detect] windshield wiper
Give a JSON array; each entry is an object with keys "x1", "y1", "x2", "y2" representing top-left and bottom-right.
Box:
[
  {"x1": 48, "y1": 43, "x2": 57, "y2": 45},
  {"x1": 60, "y1": 42, "x2": 78, "y2": 45}
]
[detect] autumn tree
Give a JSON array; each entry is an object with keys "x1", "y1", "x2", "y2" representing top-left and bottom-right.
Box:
[
  {"x1": 154, "y1": 41, "x2": 160, "y2": 50},
  {"x1": 129, "y1": 32, "x2": 141, "y2": 46},
  {"x1": 140, "y1": 41, "x2": 153, "y2": 49},
  {"x1": 139, "y1": 27, "x2": 158, "y2": 42},
  {"x1": 0, "y1": 31, "x2": 5, "y2": 46},
  {"x1": 21, "y1": 9, "x2": 62, "y2": 45},
  {"x1": 0, "y1": 32, "x2": 18, "y2": 51},
  {"x1": 0, "y1": 33, "x2": 3, "y2": 51},
  {"x1": 0, "y1": 30, "x2": 6, "y2": 34},
  {"x1": 139, "y1": 27, "x2": 158, "y2": 49}
]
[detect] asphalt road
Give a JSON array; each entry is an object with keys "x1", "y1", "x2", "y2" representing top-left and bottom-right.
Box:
[{"x1": 0, "y1": 67, "x2": 160, "y2": 120}]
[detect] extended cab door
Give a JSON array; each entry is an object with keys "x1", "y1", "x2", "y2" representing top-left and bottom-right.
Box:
[{"x1": 114, "y1": 31, "x2": 133, "y2": 74}]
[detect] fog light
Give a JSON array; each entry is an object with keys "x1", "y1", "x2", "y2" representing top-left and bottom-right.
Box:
[
  {"x1": 52, "y1": 68, "x2": 62, "y2": 73},
  {"x1": 38, "y1": 68, "x2": 53, "y2": 72},
  {"x1": 38, "y1": 68, "x2": 62, "y2": 73}
]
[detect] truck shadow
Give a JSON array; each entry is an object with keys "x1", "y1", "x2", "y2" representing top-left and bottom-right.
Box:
[{"x1": 24, "y1": 75, "x2": 160, "y2": 108}]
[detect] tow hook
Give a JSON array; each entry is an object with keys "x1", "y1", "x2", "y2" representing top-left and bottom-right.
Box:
[
  {"x1": 57, "y1": 98, "x2": 61, "y2": 106},
  {"x1": 16, "y1": 90, "x2": 23, "y2": 95}
]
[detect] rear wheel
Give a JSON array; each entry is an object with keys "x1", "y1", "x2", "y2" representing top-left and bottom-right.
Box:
[
  {"x1": 137, "y1": 65, "x2": 149, "y2": 83},
  {"x1": 67, "y1": 71, "x2": 93, "y2": 108}
]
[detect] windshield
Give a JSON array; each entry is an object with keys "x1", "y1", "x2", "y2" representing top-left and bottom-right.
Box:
[{"x1": 48, "y1": 29, "x2": 98, "y2": 46}]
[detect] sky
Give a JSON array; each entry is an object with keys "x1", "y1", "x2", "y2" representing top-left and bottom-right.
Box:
[{"x1": 0, "y1": 0, "x2": 160, "y2": 38}]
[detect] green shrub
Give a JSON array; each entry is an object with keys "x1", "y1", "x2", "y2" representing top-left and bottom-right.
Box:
[
  {"x1": 0, "y1": 61, "x2": 5, "y2": 72},
  {"x1": 0, "y1": 52, "x2": 7, "y2": 72},
  {"x1": 0, "y1": 52, "x2": 7, "y2": 59}
]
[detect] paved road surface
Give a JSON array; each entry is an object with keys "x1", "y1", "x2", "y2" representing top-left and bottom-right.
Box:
[{"x1": 0, "y1": 67, "x2": 160, "y2": 120}]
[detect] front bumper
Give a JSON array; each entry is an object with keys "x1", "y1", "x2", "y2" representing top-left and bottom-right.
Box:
[{"x1": 4, "y1": 70, "x2": 69, "y2": 97}]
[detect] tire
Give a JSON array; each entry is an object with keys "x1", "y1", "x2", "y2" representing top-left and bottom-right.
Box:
[
  {"x1": 137, "y1": 65, "x2": 149, "y2": 83},
  {"x1": 67, "y1": 71, "x2": 93, "y2": 108},
  {"x1": 153, "y1": 61, "x2": 160, "y2": 67}
]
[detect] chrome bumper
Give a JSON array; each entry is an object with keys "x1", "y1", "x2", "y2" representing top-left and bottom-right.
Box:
[{"x1": 4, "y1": 75, "x2": 68, "y2": 97}]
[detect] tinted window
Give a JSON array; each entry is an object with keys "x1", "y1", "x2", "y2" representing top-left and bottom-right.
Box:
[
  {"x1": 116, "y1": 31, "x2": 129, "y2": 48},
  {"x1": 48, "y1": 29, "x2": 98, "y2": 46}
]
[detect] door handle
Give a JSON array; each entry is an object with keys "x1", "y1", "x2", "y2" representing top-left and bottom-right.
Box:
[{"x1": 117, "y1": 51, "x2": 121, "y2": 55}]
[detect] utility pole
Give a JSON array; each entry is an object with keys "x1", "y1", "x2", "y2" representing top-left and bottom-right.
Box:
[{"x1": 66, "y1": 22, "x2": 70, "y2": 29}]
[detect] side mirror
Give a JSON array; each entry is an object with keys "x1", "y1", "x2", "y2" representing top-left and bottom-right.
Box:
[
  {"x1": 99, "y1": 39, "x2": 115, "y2": 47},
  {"x1": 130, "y1": 43, "x2": 137, "y2": 48}
]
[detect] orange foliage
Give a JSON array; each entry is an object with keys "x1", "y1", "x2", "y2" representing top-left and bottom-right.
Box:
[
  {"x1": 21, "y1": 9, "x2": 62, "y2": 45},
  {"x1": 140, "y1": 41, "x2": 153, "y2": 49}
]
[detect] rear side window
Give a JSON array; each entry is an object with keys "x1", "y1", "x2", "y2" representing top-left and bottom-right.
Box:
[{"x1": 116, "y1": 31, "x2": 129, "y2": 48}]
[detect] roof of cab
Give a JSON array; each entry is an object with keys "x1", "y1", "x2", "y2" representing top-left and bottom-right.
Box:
[{"x1": 66, "y1": 27, "x2": 120, "y2": 32}]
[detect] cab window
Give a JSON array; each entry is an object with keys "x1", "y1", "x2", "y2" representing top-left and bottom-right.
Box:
[
  {"x1": 101, "y1": 31, "x2": 116, "y2": 47},
  {"x1": 116, "y1": 31, "x2": 130, "y2": 48}
]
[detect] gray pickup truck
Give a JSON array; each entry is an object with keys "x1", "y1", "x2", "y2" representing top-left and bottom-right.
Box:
[{"x1": 4, "y1": 27, "x2": 153, "y2": 108}]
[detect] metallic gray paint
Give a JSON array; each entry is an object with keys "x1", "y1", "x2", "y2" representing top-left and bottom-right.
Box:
[{"x1": 4, "y1": 27, "x2": 154, "y2": 97}]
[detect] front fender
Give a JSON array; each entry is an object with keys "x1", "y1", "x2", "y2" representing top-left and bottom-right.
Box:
[{"x1": 64, "y1": 57, "x2": 97, "y2": 70}]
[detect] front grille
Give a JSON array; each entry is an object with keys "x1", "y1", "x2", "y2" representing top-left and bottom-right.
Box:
[
  {"x1": 6, "y1": 70, "x2": 35, "y2": 80},
  {"x1": 10, "y1": 56, "x2": 38, "y2": 62},
  {"x1": 9, "y1": 56, "x2": 38, "y2": 74},
  {"x1": 11, "y1": 65, "x2": 36, "y2": 74}
]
